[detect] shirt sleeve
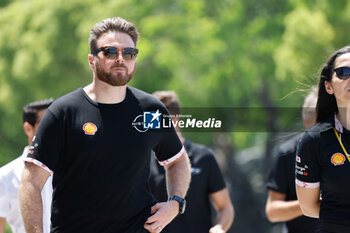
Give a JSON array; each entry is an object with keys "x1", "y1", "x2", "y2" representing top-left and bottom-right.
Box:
[
  {"x1": 26, "y1": 109, "x2": 63, "y2": 173},
  {"x1": 295, "y1": 131, "x2": 321, "y2": 187},
  {"x1": 152, "y1": 107, "x2": 184, "y2": 165},
  {"x1": 206, "y1": 153, "x2": 226, "y2": 194},
  {"x1": 0, "y1": 180, "x2": 9, "y2": 217},
  {"x1": 266, "y1": 150, "x2": 288, "y2": 193}
]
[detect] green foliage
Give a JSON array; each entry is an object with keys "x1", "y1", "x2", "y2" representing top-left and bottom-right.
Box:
[
  {"x1": 5, "y1": 222, "x2": 11, "y2": 233},
  {"x1": 0, "y1": 0, "x2": 350, "y2": 163},
  {"x1": 2, "y1": 1, "x2": 350, "y2": 232},
  {"x1": 0, "y1": 0, "x2": 349, "y2": 161},
  {"x1": 275, "y1": 7, "x2": 335, "y2": 82}
]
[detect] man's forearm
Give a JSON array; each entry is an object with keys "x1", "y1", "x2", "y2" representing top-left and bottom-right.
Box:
[
  {"x1": 165, "y1": 153, "x2": 191, "y2": 198},
  {"x1": 19, "y1": 180, "x2": 44, "y2": 233},
  {"x1": 213, "y1": 205, "x2": 234, "y2": 231},
  {"x1": 266, "y1": 200, "x2": 304, "y2": 222},
  {"x1": 143, "y1": 153, "x2": 191, "y2": 232}
]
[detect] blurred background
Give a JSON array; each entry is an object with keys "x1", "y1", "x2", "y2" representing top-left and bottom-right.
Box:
[{"x1": 1, "y1": 0, "x2": 350, "y2": 232}]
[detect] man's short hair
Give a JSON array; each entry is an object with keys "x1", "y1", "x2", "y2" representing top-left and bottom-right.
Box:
[
  {"x1": 152, "y1": 91, "x2": 181, "y2": 116},
  {"x1": 23, "y1": 98, "x2": 54, "y2": 126},
  {"x1": 302, "y1": 86, "x2": 318, "y2": 125},
  {"x1": 89, "y1": 17, "x2": 140, "y2": 54}
]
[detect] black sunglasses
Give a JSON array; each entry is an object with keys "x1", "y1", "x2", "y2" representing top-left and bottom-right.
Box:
[
  {"x1": 334, "y1": 66, "x2": 350, "y2": 80},
  {"x1": 94, "y1": 46, "x2": 139, "y2": 60}
]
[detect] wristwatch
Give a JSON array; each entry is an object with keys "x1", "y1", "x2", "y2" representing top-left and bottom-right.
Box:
[{"x1": 168, "y1": 195, "x2": 186, "y2": 214}]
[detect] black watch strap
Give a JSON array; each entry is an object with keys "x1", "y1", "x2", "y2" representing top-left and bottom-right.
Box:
[{"x1": 168, "y1": 195, "x2": 186, "y2": 214}]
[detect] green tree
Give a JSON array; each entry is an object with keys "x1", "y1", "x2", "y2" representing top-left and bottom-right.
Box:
[{"x1": 1, "y1": 0, "x2": 350, "y2": 232}]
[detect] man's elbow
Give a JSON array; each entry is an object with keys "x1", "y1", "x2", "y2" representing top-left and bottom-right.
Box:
[
  {"x1": 297, "y1": 199, "x2": 319, "y2": 218},
  {"x1": 265, "y1": 205, "x2": 280, "y2": 223},
  {"x1": 227, "y1": 203, "x2": 235, "y2": 223},
  {"x1": 266, "y1": 214, "x2": 280, "y2": 223},
  {"x1": 299, "y1": 204, "x2": 318, "y2": 218}
]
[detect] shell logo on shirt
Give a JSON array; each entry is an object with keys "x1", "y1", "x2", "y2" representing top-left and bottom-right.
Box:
[
  {"x1": 83, "y1": 122, "x2": 98, "y2": 135},
  {"x1": 331, "y1": 153, "x2": 345, "y2": 166}
]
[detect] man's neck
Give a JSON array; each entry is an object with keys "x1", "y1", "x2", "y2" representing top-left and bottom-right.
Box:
[{"x1": 83, "y1": 81, "x2": 127, "y2": 104}]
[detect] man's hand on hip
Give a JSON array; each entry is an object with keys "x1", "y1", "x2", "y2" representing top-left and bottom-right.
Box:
[{"x1": 143, "y1": 201, "x2": 179, "y2": 233}]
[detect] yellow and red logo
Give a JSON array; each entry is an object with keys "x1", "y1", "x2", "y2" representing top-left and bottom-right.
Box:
[
  {"x1": 83, "y1": 123, "x2": 97, "y2": 135},
  {"x1": 331, "y1": 153, "x2": 346, "y2": 166}
]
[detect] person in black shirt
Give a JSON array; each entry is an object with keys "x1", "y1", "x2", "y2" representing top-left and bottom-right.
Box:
[
  {"x1": 296, "y1": 45, "x2": 350, "y2": 233},
  {"x1": 19, "y1": 17, "x2": 191, "y2": 233},
  {"x1": 149, "y1": 91, "x2": 234, "y2": 233},
  {"x1": 265, "y1": 88, "x2": 319, "y2": 233}
]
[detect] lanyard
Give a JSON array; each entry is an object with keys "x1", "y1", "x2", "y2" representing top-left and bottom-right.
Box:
[{"x1": 333, "y1": 128, "x2": 350, "y2": 163}]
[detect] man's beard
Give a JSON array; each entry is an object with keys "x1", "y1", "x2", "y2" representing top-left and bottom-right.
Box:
[{"x1": 95, "y1": 63, "x2": 135, "y2": 86}]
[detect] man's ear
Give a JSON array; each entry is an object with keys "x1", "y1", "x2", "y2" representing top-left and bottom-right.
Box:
[
  {"x1": 324, "y1": 80, "x2": 334, "y2": 95},
  {"x1": 88, "y1": 54, "x2": 95, "y2": 70},
  {"x1": 23, "y1": 122, "x2": 34, "y2": 138}
]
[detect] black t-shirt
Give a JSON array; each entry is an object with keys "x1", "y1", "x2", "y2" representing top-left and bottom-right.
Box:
[
  {"x1": 27, "y1": 87, "x2": 183, "y2": 233},
  {"x1": 267, "y1": 134, "x2": 319, "y2": 233},
  {"x1": 296, "y1": 114, "x2": 350, "y2": 232},
  {"x1": 149, "y1": 140, "x2": 226, "y2": 233}
]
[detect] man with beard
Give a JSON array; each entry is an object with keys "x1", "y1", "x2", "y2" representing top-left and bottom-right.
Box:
[{"x1": 19, "y1": 17, "x2": 191, "y2": 233}]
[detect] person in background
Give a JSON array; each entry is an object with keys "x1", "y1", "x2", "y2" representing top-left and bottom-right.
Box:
[
  {"x1": 0, "y1": 99, "x2": 53, "y2": 233},
  {"x1": 296, "y1": 45, "x2": 350, "y2": 233},
  {"x1": 265, "y1": 87, "x2": 319, "y2": 233},
  {"x1": 19, "y1": 17, "x2": 191, "y2": 233},
  {"x1": 149, "y1": 90, "x2": 234, "y2": 233}
]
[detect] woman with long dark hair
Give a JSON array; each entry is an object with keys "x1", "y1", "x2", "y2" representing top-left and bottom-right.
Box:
[{"x1": 296, "y1": 45, "x2": 350, "y2": 233}]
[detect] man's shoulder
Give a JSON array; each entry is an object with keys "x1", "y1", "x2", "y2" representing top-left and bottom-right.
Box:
[
  {"x1": 128, "y1": 86, "x2": 165, "y2": 108},
  {"x1": 47, "y1": 88, "x2": 86, "y2": 116},
  {"x1": 51, "y1": 88, "x2": 83, "y2": 107}
]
